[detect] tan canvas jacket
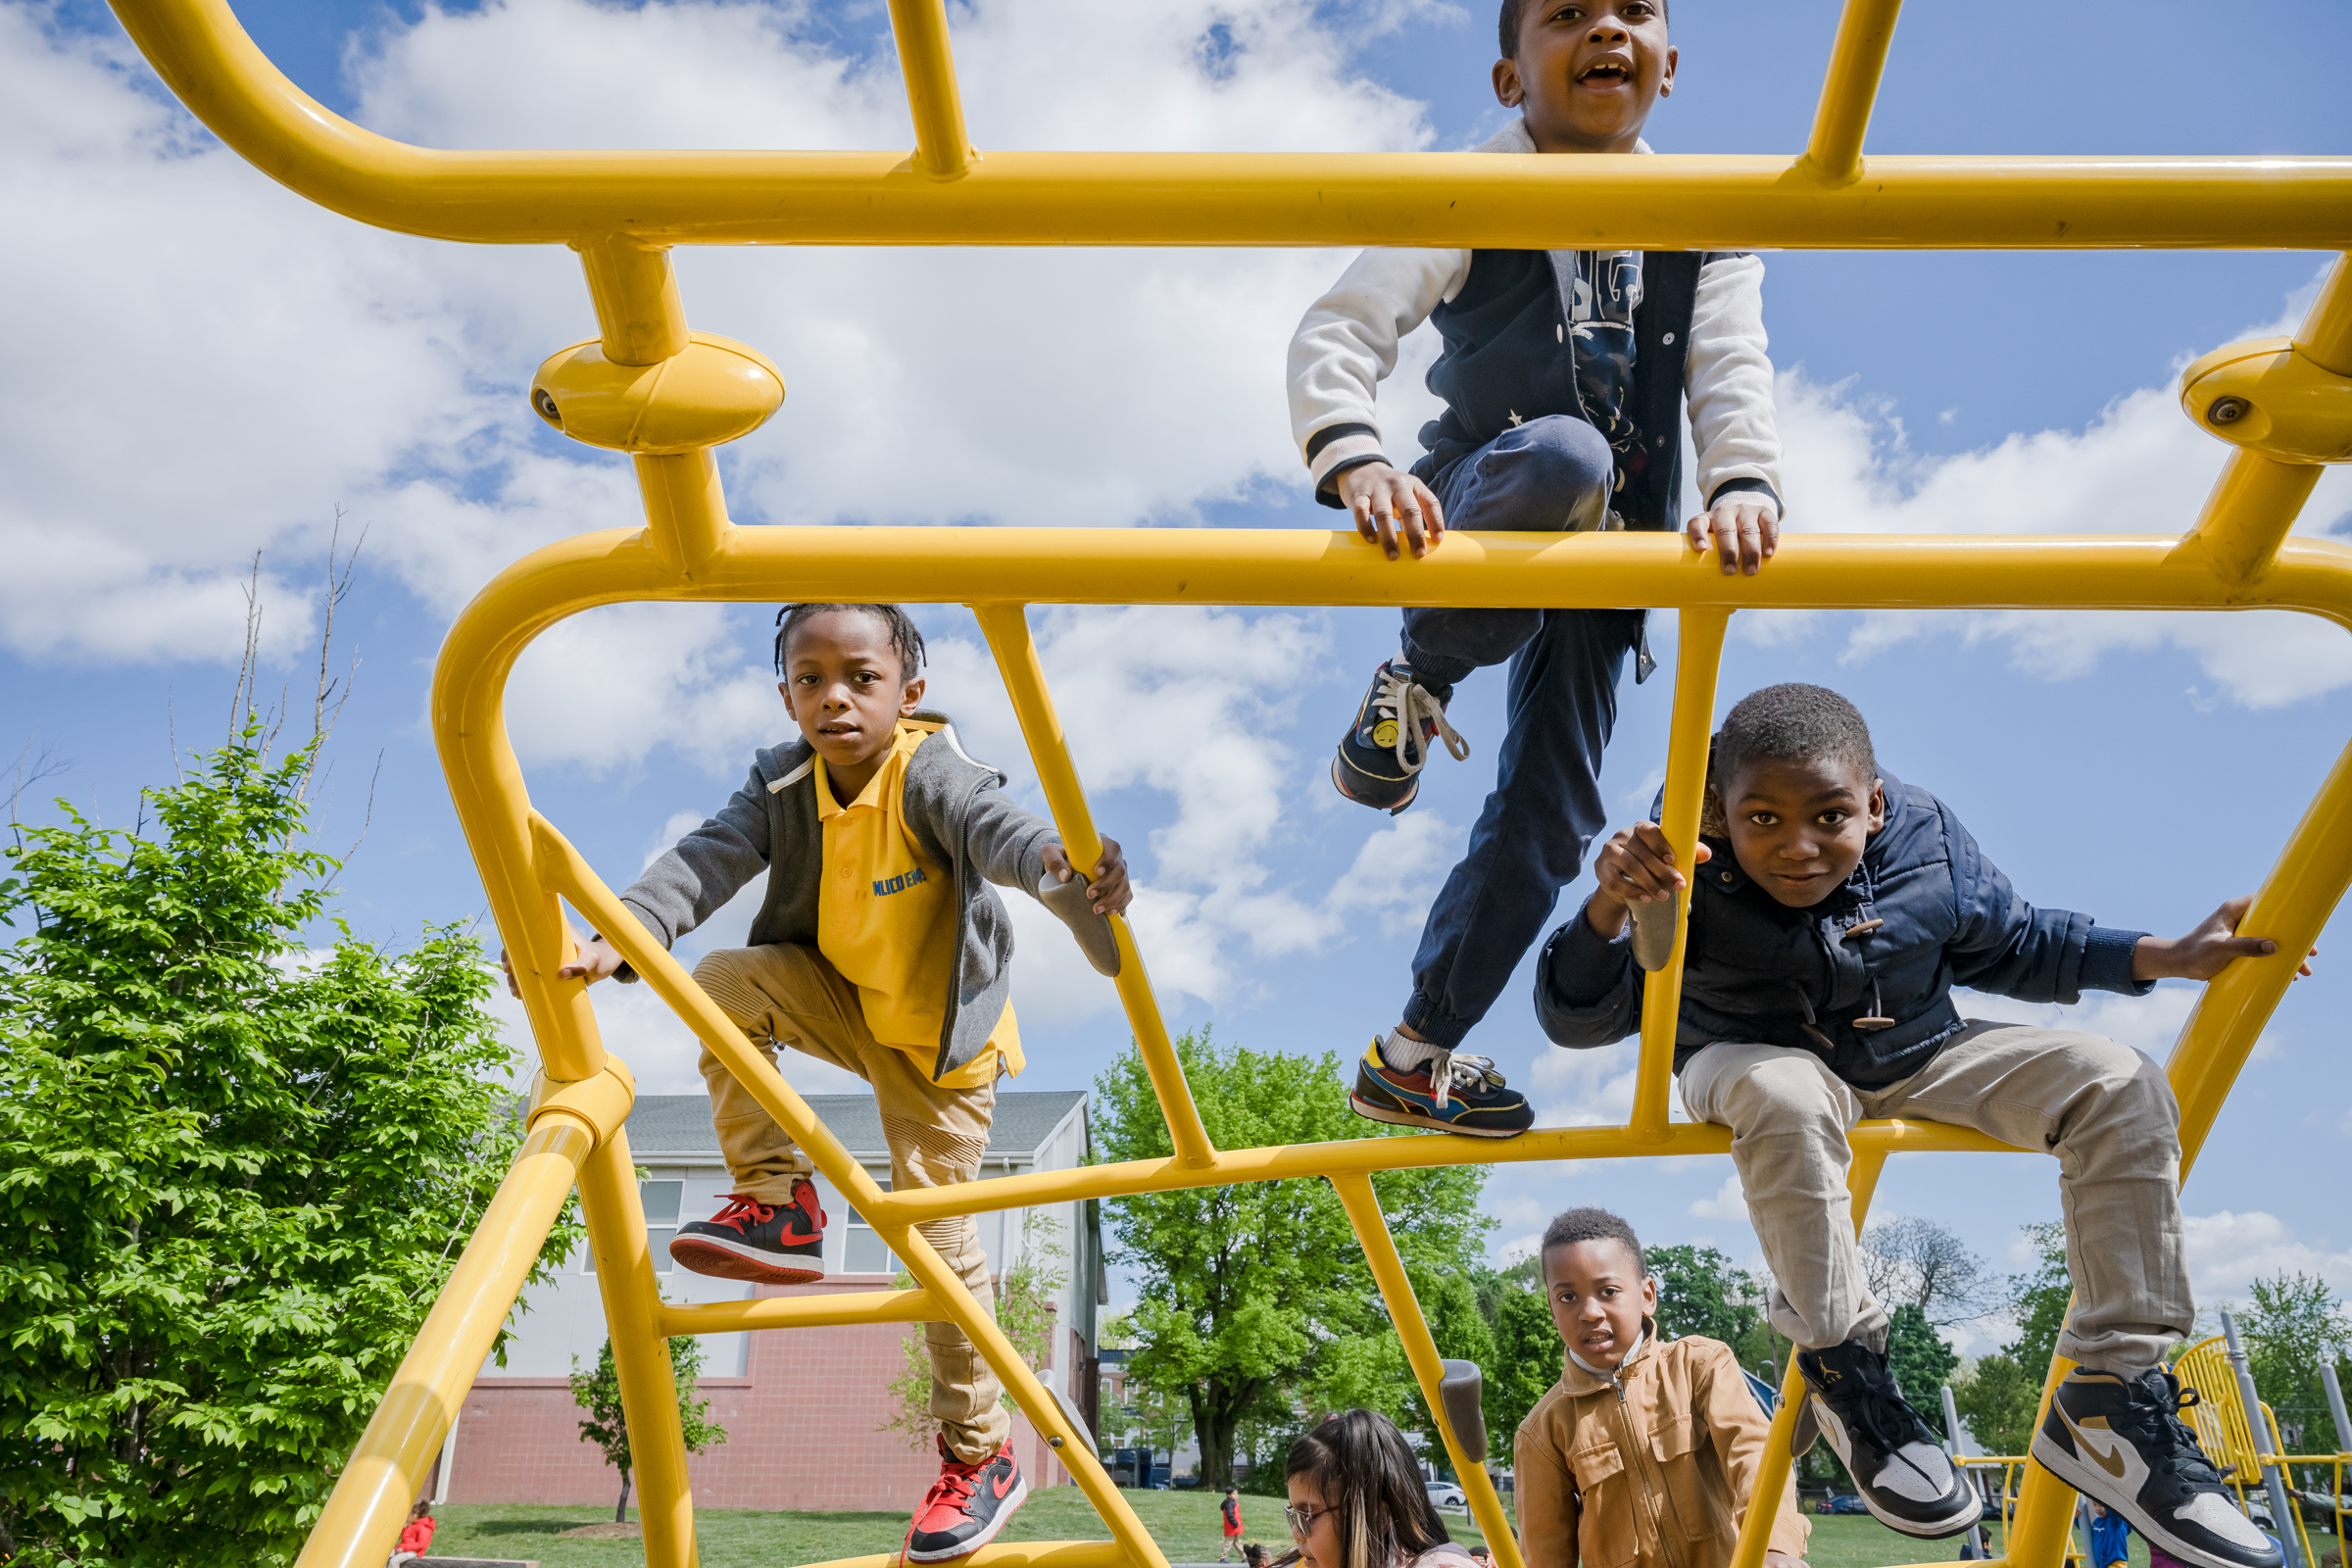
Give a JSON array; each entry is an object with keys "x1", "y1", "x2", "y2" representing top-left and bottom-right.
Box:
[{"x1": 1514, "y1": 1329, "x2": 1808, "y2": 1568}]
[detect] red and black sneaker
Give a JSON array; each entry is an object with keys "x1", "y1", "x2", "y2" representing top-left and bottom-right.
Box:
[
  {"x1": 904, "y1": 1435, "x2": 1027, "y2": 1563},
  {"x1": 666, "y1": 1180, "x2": 825, "y2": 1285}
]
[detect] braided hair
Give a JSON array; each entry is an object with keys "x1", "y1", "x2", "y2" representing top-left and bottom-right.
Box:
[{"x1": 771, "y1": 604, "x2": 927, "y2": 680}]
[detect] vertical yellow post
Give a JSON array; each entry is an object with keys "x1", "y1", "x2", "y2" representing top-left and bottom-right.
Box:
[
  {"x1": 295, "y1": 1116, "x2": 595, "y2": 1568},
  {"x1": 886, "y1": 0, "x2": 974, "y2": 178},
  {"x1": 971, "y1": 602, "x2": 1217, "y2": 1170},
  {"x1": 576, "y1": 236, "x2": 690, "y2": 366},
  {"x1": 578, "y1": 1125, "x2": 700, "y2": 1568},
  {"x1": 1630, "y1": 609, "x2": 1732, "y2": 1142},
  {"x1": 1331, "y1": 1173, "x2": 1526, "y2": 1568},
  {"x1": 1724, "y1": 1151, "x2": 1890, "y2": 1568},
  {"x1": 1801, "y1": 0, "x2": 1904, "y2": 182}
]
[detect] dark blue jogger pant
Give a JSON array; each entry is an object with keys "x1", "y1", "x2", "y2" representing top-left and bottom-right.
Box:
[{"x1": 1396, "y1": 415, "x2": 1643, "y2": 1051}]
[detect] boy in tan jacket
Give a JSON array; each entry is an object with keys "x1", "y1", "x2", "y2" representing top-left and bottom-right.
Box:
[{"x1": 1516, "y1": 1208, "x2": 1807, "y2": 1568}]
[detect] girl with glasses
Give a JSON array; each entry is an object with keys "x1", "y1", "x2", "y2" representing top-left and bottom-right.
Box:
[{"x1": 1281, "y1": 1411, "x2": 1480, "y2": 1568}]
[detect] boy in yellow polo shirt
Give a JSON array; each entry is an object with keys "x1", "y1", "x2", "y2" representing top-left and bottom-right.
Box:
[{"x1": 521, "y1": 602, "x2": 1130, "y2": 1561}]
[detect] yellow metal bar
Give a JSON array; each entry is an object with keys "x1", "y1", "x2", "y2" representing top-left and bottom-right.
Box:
[
  {"x1": 1330, "y1": 1173, "x2": 1526, "y2": 1568},
  {"x1": 529, "y1": 812, "x2": 895, "y2": 1214},
  {"x1": 870, "y1": 1214, "x2": 1169, "y2": 1568},
  {"x1": 100, "y1": 1, "x2": 2352, "y2": 251},
  {"x1": 1631, "y1": 609, "x2": 1732, "y2": 1141},
  {"x1": 886, "y1": 0, "x2": 973, "y2": 180},
  {"x1": 2293, "y1": 253, "x2": 2352, "y2": 374},
  {"x1": 635, "y1": 449, "x2": 735, "y2": 578},
  {"x1": 971, "y1": 603, "x2": 1216, "y2": 1170},
  {"x1": 2007, "y1": 1336, "x2": 2081, "y2": 1568},
  {"x1": 578, "y1": 1125, "x2": 698, "y2": 1568},
  {"x1": 1725, "y1": 1151, "x2": 1889, "y2": 1568},
  {"x1": 296, "y1": 1115, "x2": 593, "y2": 1568},
  {"x1": 658, "y1": 1289, "x2": 942, "y2": 1336},
  {"x1": 2174, "y1": 450, "x2": 2326, "y2": 586},
  {"x1": 1802, "y1": 0, "x2": 1903, "y2": 183},
  {"x1": 575, "y1": 235, "x2": 689, "y2": 366}
]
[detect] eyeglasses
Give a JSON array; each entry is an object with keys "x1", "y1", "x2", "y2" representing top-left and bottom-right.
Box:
[{"x1": 1283, "y1": 1504, "x2": 1329, "y2": 1537}]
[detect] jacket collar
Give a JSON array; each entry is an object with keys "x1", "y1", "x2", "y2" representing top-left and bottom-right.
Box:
[
  {"x1": 1476, "y1": 118, "x2": 1652, "y2": 157},
  {"x1": 1556, "y1": 1315, "x2": 1657, "y2": 1396}
]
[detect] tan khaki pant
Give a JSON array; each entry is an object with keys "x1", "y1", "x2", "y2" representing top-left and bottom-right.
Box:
[
  {"x1": 692, "y1": 943, "x2": 1010, "y2": 1462},
  {"x1": 1680, "y1": 1022, "x2": 2189, "y2": 1374}
]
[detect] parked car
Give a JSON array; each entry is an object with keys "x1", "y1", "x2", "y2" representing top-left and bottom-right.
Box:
[
  {"x1": 1823, "y1": 1494, "x2": 1871, "y2": 1515},
  {"x1": 1426, "y1": 1482, "x2": 1468, "y2": 1509}
]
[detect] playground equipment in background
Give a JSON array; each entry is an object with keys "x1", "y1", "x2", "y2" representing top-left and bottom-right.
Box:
[{"x1": 95, "y1": 0, "x2": 2352, "y2": 1565}]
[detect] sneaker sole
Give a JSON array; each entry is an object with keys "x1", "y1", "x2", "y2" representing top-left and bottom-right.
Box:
[
  {"x1": 2030, "y1": 1432, "x2": 2277, "y2": 1568},
  {"x1": 905, "y1": 1471, "x2": 1030, "y2": 1563},
  {"x1": 667, "y1": 1235, "x2": 825, "y2": 1286},
  {"x1": 1331, "y1": 755, "x2": 1417, "y2": 816},
  {"x1": 1348, "y1": 1092, "x2": 1528, "y2": 1139},
  {"x1": 1815, "y1": 1402, "x2": 1980, "y2": 1540}
]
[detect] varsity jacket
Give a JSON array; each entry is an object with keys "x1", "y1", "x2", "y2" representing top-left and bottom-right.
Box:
[
  {"x1": 1534, "y1": 773, "x2": 2152, "y2": 1089},
  {"x1": 1288, "y1": 119, "x2": 1782, "y2": 529},
  {"x1": 612, "y1": 711, "x2": 1059, "y2": 1085}
]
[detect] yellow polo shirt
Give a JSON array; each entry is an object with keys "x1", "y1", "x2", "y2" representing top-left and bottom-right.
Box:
[{"x1": 812, "y1": 720, "x2": 1022, "y2": 1089}]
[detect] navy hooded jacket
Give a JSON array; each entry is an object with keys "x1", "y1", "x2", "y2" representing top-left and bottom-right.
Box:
[{"x1": 1534, "y1": 773, "x2": 2152, "y2": 1089}]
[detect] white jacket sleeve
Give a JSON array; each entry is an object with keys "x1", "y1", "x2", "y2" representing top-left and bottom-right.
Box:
[
  {"x1": 1685, "y1": 252, "x2": 1785, "y2": 514},
  {"x1": 1287, "y1": 246, "x2": 1471, "y2": 496}
]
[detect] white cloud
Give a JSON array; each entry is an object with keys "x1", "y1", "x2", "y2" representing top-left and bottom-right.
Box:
[
  {"x1": 2183, "y1": 1209, "x2": 2352, "y2": 1306},
  {"x1": 1949, "y1": 984, "x2": 2201, "y2": 1061},
  {"x1": 1690, "y1": 1170, "x2": 1749, "y2": 1223},
  {"x1": 1528, "y1": 1037, "x2": 1641, "y2": 1128}
]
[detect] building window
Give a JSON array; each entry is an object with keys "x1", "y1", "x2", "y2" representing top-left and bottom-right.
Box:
[
  {"x1": 584, "y1": 1180, "x2": 684, "y2": 1275},
  {"x1": 844, "y1": 1181, "x2": 897, "y2": 1275}
]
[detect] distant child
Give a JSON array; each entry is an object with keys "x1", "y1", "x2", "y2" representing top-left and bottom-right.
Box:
[
  {"x1": 2089, "y1": 1500, "x2": 2133, "y2": 1568},
  {"x1": 508, "y1": 603, "x2": 1131, "y2": 1563},
  {"x1": 1247, "y1": 1543, "x2": 1271, "y2": 1568},
  {"x1": 1537, "y1": 684, "x2": 2308, "y2": 1568},
  {"x1": 1282, "y1": 1411, "x2": 1477, "y2": 1568},
  {"x1": 1223, "y1": 1485, "x2": 1248, "y2": 1560},
  {"x1": 387, "y1": 1499, "x2": 434, "y2": 1567},
  {"x1": 1517, "y1": 1207, "x2": 1807, "y2": 1568},
  {"x1": 1288, "y1": 0, "x2": 1786, "y2": 1137}
]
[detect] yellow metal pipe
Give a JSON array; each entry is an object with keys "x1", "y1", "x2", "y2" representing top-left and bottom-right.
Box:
[
  {"x1": 99, "y1": 1, "x2": 2352, "y2": 251},
  {"x1": 576, "y1": 235, "x2": 690, "y2": 366},
  {"x1": 971, "y1": 604, "x2": 1216, "y2": 1171},
  {"x1": 886, "y1": 0, "x2": 973, "y2": 180},
  {"x1": 2006, "y1": 1341, "x2": 2081, "y2": 1568},
  {"x1": 1630, "y1": 609, "x2": 1732, "y2": 1141},
  {"x1": 529, "y1": 812, "x2": 895, "y2": 1215},
  {"x1": 872, "y1": 1216, "x2": 1170, "y2": 1568},
  {"x1": 2174, "y1": 450, "x2": 2326, "y2": 587},
  {"x1": 1802, "y1": 0, "x2": 1903, "y2": 183},
  {"x1": 1725, "y1": 1151, "x2": 1888, "y2": 1568},
  {"x1": 659, "y1": 1289, "x2": 942, "y2": 1336},
  {"x1": 635, "y1": 449, "x2": 735, "y2": 578},
  {"x1": 577, "y1": 1126, "x2": 699, "y2": 1568},
  {"x1": 297, "y1": 1115, "x2": 592, "y2": 1568},
  {"x1": 2293, "y1": 253, "x2": 2352, "y2": 374},
  {"x1": 1331, "y1": 1174, "x2": 1527, "y2": 1568}
]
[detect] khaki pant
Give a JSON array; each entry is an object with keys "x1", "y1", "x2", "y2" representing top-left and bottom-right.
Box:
[
  {"x1": 1680, "y1": 1022, "x2": 2189, "y2": 1375},
  {"x1": 692, "y1": 943, "x2": 1009, "y2": 1462}
]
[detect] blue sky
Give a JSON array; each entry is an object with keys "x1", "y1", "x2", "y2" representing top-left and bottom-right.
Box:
[{"x1": 7, "y1": 0, "x2": 2351, "y2": 1349}]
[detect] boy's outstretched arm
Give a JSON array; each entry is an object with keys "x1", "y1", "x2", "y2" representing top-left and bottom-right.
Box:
[
  {"x1": 1044, "y1": 836, "x2": 1132, "y2": 917},
  {"x1": 2132, "y1": 895, "x2": 2317, "y2": 983}
]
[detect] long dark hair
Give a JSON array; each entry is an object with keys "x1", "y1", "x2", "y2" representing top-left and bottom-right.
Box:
[{"x1": 1280, "y1": 1410, "x2": 1451, "y2": 1568}]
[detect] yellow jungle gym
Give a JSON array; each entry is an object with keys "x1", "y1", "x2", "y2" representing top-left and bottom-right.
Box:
[{"x1": 100, "y1": 1, "x2": 2352, "y2": 1565}]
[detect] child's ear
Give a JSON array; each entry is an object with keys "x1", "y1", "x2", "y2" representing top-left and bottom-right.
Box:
[
  {"x1": 1866, "y1": 778, "x2": 1887, "y2": 835},
  {"x1": 900, "y1": 676, "x2": 926, "y2": 715},
  {"x1": 1658, "y1": 44, "x2": 1677, "y2": 97},
  {"x1": 777, "y1": 679, "x2": 797, "y2": 717},
  {"x1": 1492, "y1": 57, "x2": 1524, "y2": 108}
]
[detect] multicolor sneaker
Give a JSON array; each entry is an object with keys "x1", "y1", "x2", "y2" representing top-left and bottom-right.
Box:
[
  {"x1": 667, "y1": 1180, "x2": 826, "y2": 1285},
  {"x1": 2033, "y1": 1368, "x2": 2281, "y2": 1568},
  {"x1": 1798, "y1": 1340, "x2": 1981, "y2": 1538},
  {"x1": 1348, "y1": 1034, "x2": 1532, "y2": 1138},
  {"x1": 1331, "y1": 660, "x2": 1467, "y2": 814},
  {"x1": 905, "y1": 1435, "x2": 1028, "y2": 1562}
]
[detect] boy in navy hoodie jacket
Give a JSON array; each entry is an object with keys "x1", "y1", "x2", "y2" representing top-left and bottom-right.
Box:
[
  {"x1": 1537, "y1": 683, "x2": 2304, "y2": 1568},
  {"x1": 1287, "y1": 0, "x2": 1783, "y2": 1138}
]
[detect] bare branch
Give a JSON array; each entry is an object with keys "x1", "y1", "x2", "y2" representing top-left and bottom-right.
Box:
[
  {"x1": 1860, "y1": 1214, "x2": 1995, "y2": 1325},
  {"x1": 6, "y1": 739, "x2": 73, "y2": 828},
  {"x1": 228, "y1": 552, "x2": 264, "y2": 738}
]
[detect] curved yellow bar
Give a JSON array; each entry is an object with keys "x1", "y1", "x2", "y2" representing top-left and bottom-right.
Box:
[{"x1": 105, "y1": 0, "x2": 2352, "y2": 250}]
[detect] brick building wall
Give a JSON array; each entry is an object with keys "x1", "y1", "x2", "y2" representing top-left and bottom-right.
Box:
[{"x1": 447, "y1": 1275, "x2": 1070, "y2": 1511}]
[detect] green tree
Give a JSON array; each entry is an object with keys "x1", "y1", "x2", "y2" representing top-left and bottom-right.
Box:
[
  {"x1": 1951, "y1": 1352, "x2": 2042, "y2": 1456},
  {"x1": 2240, "y1": 1272, "x2": 2352, "y2": 1451},
  {"x1": 1649, "y1": 1244, "x2": 1764, "y2": 1347},
  {"x1": 1095, "y1": 1030, "x2": 1492, "y2": 1488},
  {"x1": 880, "y1": 1209, "x2": 1068, "y2": 1449},
  {"x1": 2006, "y1": 1220, "x2": 2073, "y2": 1380},
  {"x1": 570, "y1": 1333, "x2": 728, "y2": 1522},
  {"x1": 1484, "y1": 1276, "x2": 1563, "y2": 1452},
  {"x1": 1887, "y1": 1303, "x2": 1959, "y2": 1434},
  {"x1": 0, "y1": 735, "x2": 580, "y2": 1567}
]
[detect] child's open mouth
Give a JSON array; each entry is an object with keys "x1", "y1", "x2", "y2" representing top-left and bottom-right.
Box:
[{"x1": 1577, "y1": 59, "x2": 1633, "y2": 87}]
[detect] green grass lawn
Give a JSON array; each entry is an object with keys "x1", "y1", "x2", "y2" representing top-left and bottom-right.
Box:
[{"x1": 425, "y1": 1494, "x2": 2343, "y2": 1568}]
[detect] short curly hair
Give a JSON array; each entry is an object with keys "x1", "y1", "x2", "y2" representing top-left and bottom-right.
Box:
[
  {"x1": 1713, "y1": 683, "x2": 1877, "y2": 789},
  {"x1": 1541, "y1": 1206, "x2": 1644, "y2": 1273},
  {"x1": 1499, "y1": 0, "x2": 1667, "y2": 59},
  {"x1": 772, "y1": 604, "x2": 927, "y2": 681}
]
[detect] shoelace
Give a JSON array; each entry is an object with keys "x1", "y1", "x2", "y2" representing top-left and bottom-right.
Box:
[
  {"x1": 1377, "y1": 667, "x2": 1468, "y2": 776},
  {"x1": 1425, "y1": 1048, "x2": 1505, "y2": 1111},
  {"x1": 1831, "y1": 1359, "x2": 1946, "y2": 1490},
  {"x1": 2118, "y1": 1375, "x2": 2227, "y2": 1484},
  {"x1": 709, "y1": 1195, "x2": 776, "y2": 1235},
  {"x1": 920, "y1": 1454, "x2": 984, "y2": 1516}
]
